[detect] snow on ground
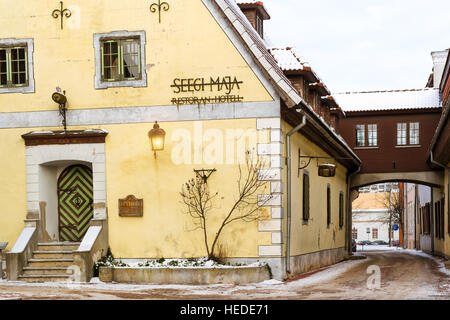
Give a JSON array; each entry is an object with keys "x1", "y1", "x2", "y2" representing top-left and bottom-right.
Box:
[
  {"x1": 356, "y1": 244, "x2": 402, "y2": 251},
  {"x1": 0, "y1": 247, "x2": 447, "y2": 298}
]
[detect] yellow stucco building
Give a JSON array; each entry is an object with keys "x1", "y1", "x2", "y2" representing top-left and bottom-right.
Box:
[{"x1": 0, "y1": 0, "x2": 360, "y2": 282}]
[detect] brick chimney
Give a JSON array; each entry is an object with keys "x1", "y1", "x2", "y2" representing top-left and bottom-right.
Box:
[{"x1": 236, "y1": 1, "x2": 270, "y2": 39}]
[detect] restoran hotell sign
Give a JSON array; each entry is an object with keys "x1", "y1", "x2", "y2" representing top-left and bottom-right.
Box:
[{"x1": 171, "y1": 76, "x2": 244, "y2": 105}]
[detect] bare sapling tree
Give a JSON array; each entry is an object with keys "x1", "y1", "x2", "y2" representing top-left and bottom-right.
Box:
[
  {"x1": 379, "y1": 190, "x2": 403, "y2": 245},
  {"x1": 180, "y1": 151, "x2": 273, "y2": 260}
]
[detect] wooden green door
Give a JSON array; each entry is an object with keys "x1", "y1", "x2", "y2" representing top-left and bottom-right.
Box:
[{"x1": 58, "y1": 165, "x2": 93, "y2": 242}]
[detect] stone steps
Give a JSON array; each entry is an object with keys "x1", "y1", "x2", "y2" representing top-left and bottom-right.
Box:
[
  {"x1": 32, "y1": 251, "x2": 74, "y2": 259},
  {"x1": 18, "y1": 274, "x2": 72, "y2": 283},
  {"x1": 36, "y1": 242, "x2": 80, "y2": 252},
  {"x1": 18, "y1": 242, "x2": 80, "y2": 282},
  {"x1": 27, "y1": 259, "x2": 74, "y2": 268},
  {"x1": 22, "y1": 267, "x2": 73, "y2": 276}
]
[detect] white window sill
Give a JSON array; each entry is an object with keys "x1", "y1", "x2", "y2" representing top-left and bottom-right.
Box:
[
  {"x1": 354, "y1": 146, "x2": 379, "y2": 150},
  {"x1": 395, "y1": 145, "x2": 421, "y2": 148}
]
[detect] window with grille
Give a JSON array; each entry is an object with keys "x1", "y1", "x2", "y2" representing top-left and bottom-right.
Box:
[
  {"x1": 356, "y1": 124, "x2": 365, "y2": 147},
  {"x1": 409, "y1": 122, "x2": 419, "y2": 145},
  {"x1": 94, "y1": 31, "x2": 147, "y2": 89},
  {"x1": 435, "y1": 201, "x2": 440, "y2": 239},
  {"x1": 101, "y1": 38, "x2": 141, "y2": 82},
  {"x1": 326, "y1": 184, "x2": 331, "y2": 227},
  {"x1": 367, "y1": 124, "x2": 377, "y2": 146},
  {"x1": 397, "y1": 123, "x2": 407, "y2": 145},
  {"x1": 352, "y1": 227, "x2": 357, "y2": 239},
  {"x1": 440, "y1": 199, "x2": 444, "y2": 239},
  {"x1": 302, "y1": 171, "x2": 310, "y2": 221},
  {"x1": 339, "y1": 191, "x2": 344, "y2": 228},
  {"x1": 0, "y1": 46, "x2": 28, "y2": 88},
  {"x1": 372, "y1": 228, "x2": 378, "y2": 239}
]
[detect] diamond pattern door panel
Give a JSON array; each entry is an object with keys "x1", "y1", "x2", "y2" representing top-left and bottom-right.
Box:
[{"x1": 58, "y1": 165, "x2": 93, "y2": 242}]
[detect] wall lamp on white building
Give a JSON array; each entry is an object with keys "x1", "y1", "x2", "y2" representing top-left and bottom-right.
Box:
[{"x1": 148, "y1": 121, "x2": 166, "y2": 158}]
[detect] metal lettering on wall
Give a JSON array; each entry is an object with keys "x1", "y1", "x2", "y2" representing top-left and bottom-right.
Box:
[
  {"x1": 171, "y1": 76, "x2": 244, "y2": 105},
  {"x1": 119, "y1": 195, "x2": 143, "y2": 217}
]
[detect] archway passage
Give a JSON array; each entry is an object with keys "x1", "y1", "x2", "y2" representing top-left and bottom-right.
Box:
[{"x1": 58, "y1": 165, "x2": 93, "y2": 242}]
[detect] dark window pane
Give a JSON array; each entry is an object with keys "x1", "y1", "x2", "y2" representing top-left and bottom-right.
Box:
[
  {"x1": 104, "y1": 42, "x2": 110, "y2": 54},
  {"x1": 0, "y1": 74, "x2": 6, "y2": 85},
  {"x1": 104, "y1": 67, "x2": 111, "y2": 80},
  {"x1": 19, "y1": 60, "x2": 26, "y2": 72},
  {"x1": 111, "y1": 42, "x2": 118, "y2": 54},
  {"x1": 19, "y1": 48, "x2": 25, "y2": 59},
  {"x1": 104, "y1": 55, "x2": 110, "y2": 67},
  {"x1": 11, "y1": 48, "x2": 17, "y2": 60},
  {"x1": 19, "y1": 73, "x2": 26, "y2": 84},
  {"x1": 0, "y1": 50, "x2": 6, "y2": 60},
  {"x1": 0, "y1": 61, "x2": 6, "y2": 73},
  {"x1": 12, "y1": 73, "x2": 18, "y2": 84}
]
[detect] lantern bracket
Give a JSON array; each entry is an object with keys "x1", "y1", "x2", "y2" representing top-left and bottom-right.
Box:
[
  {"x1": 298, "y1": 154, "x2": 353, "y2": 177},
  {"x1": 194, "y1": 168, "x2": 216, "y2": 183}
]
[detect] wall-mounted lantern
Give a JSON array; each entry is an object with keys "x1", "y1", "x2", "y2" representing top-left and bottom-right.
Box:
[
  {"x1": 52, "y1": 87, "x2": 68, "y2": 131},
  {"x1": 148, "y1": 121, "x2": 166, "y2": 158},
  {"x1": 318, "y1": 164, "x2": 336, "y2": 177},
  {"x1": 299, "y1": 155, "x2": 345, "y2": 178}
]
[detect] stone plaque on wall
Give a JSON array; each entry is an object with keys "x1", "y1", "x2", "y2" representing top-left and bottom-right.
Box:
[{"x1": 119, "y1": 195, "x2": 143, "y2": 217}]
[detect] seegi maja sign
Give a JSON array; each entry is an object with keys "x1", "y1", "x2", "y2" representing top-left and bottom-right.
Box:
[{"x1": 171, "y1": 76, "x2": 244, "y2": 105}]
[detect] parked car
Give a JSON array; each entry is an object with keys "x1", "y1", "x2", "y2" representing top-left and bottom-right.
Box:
[
  {"x1": 373, "y1": 240, "x2": 388, "y2": 245},
  {"x1": 358, "y1": 240, "x2": 373, "y2": 245},
  {"x1": 391, "y1": 240, "x2": 400, "y2": 246},
  {"x1": 352, "y1": 239, "x2": 357, "y2": 252}
]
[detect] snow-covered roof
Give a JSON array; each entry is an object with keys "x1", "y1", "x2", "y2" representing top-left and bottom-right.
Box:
[
  {"x1": 234, "y1": 0, "x2": 270, "y2": 19},
  {"x1": 268, "y1": 47, "x2": 304, "y2": 71},
  {"x1": 333, "y1": 88, "x2": 442, "y2": 112}
]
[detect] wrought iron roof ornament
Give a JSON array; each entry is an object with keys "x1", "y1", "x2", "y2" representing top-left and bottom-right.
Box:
[
  {"x1": 52, "y1": 1, "x2": 72, "y2": 30},
  {"x1": 150, "y1": 1, "x2": 170, "y2": 24}
]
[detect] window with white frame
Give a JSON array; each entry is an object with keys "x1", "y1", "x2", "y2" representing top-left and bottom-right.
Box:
[
  {"x1": 367, "y1": 124, "x2": 377, "y2": 146},
  {"x1": 356, "y1": 124, "x2": 365, "y2": 147},
  {"x1": 409, "y1": 122, "x2": 419, "y2": 145},
  {"x1": 0, "y1": 38, "x2": 34, "y2": 94},
  {"x1": 94, "y1": 31, "x2": 147, "y2": 89},
  {"x1": 397, "y1": 123, "x2": 407, "y2": 145}
]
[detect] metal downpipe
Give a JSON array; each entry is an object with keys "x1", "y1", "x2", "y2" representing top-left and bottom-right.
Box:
[{"x1": 285, "y1": 113, "x2": 307, "y2": 276}]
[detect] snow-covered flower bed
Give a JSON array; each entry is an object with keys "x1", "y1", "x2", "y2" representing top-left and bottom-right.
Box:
[{"x1": 108, "y1": 257, "x2": 268, "y2": 269}]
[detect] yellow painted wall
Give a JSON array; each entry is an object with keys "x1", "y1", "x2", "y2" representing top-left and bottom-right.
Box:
[
  {"x1": 0, "y1": 0, "x2": 273, "y2": 112},
  {"x1": 281, "y1": 120, "x2": 348, "y2": 257},
  {"x1": 0, "y1": 129, "x2": 28, "y2": 250},
  {"x1": 0, "y1": 118, "x2": 273, "y2": 257},
  {"x1": 0, "y1": 0, "x2": 276, "y2": 257},
  {"x1": 103, "y1": 119, "x2": 272, "y2": 258}
]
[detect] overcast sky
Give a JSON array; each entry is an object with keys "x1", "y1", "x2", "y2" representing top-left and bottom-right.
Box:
[{"x1": 261, "y1": 0, "x2": 450, "y2": 93}]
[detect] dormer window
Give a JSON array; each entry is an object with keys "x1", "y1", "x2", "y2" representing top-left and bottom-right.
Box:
[
  {"x1": 237, "y1": 2, "x2": 270, "y2": 39},
  {"x1": 256, "y1": 14, "x2": 263, "y2": 38}
]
